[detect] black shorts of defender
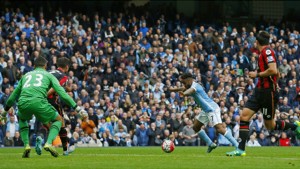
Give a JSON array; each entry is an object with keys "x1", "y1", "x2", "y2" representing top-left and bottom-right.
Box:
[{"x1": 244, "y1": 88, "x2": 279, "y2": 120}]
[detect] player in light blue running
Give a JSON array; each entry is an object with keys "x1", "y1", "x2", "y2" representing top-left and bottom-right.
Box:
[{"x1": 171, "y1": 73, "x2": 239, "y2": 153}]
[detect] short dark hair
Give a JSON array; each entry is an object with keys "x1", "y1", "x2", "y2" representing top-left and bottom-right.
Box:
[
  {"x1": 34, "y1": 56, "x2": 48, "y2": 68},
  {"x1": 256, "y1": 31, "x2": 270, "y2": 46},
  {"x1": 57, "y1": 57, "x2": 71, "y2": 68},
  {"x1": 180, "y1": 73, "x2": 193, "y2": 80}
]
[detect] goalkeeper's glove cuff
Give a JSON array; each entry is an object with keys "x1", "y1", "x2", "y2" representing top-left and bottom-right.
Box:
[
  {"x1": 74, "y1": 106, "x2": 81, "y2": 112},
  {"x1": 74, "y1": 106, "x2": 87, "y2": 117}
]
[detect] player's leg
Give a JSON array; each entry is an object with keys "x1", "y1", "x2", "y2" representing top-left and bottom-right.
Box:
[
  {"x1": 214, "y1": 123, "x2": 238, "y2": 148},
  {"x1": 35, "y1": 134, "x2": 43, "y2": 155},
  {"x1": 35, "y1": 102, "x2": 62, "y2": 157},
  {"x1": 19, "y1": 119, "x2": 31, "y2": 158},
  {"x1": 45, "y1": 115, "x2": 62, "y2": 145},
  {"x1": 44, "y1": 114, "x2": 62, "y2": 158},
  {"x1": 194, "y1": 120, "x2": 213, "y2": 146},
  {"x1": 35, "y1": 123, "x2": 50, "y2": 155},
  {"x1": 50, "y1": 98, "x2": 71, "y2": 155},
  {"x1": 226, "y1": 90, "x2": 260, "y2": 156},
  {"x1": 226, "y1": 108, "x2": 255, "y2": 156},
  {"x1": 60, "y1": 121, "x2": 71, "y2": 155},
  {"x1": 212, "y1": 108, "x2": 239, "y2": 148},
  {"x1": 192, "y1": 118, "x2": 203, "y2": 133},
  {"x1": 19, "y1": 119, "x2": 30, "y2": 148},
  {"x1": 55, "y1": 103, "x2": 70, "y2": 155},
  {"x1": 238, "y1": 108, "x2": 256, "y2": 150},
  {"x1": 194, "y1": 112, "x2": 217, "y2": 153},
  {"x1": 17, "y1": 107, "x2": 33, "y2": 158}
]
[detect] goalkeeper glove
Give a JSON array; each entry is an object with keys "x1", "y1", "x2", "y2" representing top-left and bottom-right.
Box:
[{"x1": 74, "y1": 106, "x2": 88, "y2": 117}]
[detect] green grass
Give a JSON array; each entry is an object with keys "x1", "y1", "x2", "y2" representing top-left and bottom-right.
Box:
[{"x1": 0, "y1": 146, "x2": 299, "y2": 169}]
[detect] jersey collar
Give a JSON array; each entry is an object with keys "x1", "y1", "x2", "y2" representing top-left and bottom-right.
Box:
[{"x1": 35, "y1": 67, "x2": 46, "y2": 71}]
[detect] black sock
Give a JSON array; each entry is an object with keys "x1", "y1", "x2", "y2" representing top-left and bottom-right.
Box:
[
  {"x1": 275, "y1": 120, "x2": 297, "y2": 131},
  {"x1": 238, "y1": 121, "x2": 249, "y2": 151},
  {"x1": 59, "y1": 127, "x2": 68, "y2": 151}
]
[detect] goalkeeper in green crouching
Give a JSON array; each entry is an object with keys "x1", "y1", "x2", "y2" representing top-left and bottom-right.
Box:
[{"x1": 4, "y1": 56, "x2": 86, "y2": 158}]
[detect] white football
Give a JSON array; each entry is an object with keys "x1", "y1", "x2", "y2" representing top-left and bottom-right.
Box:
[{"x1": 161, "y1": 140, "x2": 175, "y2": 153}]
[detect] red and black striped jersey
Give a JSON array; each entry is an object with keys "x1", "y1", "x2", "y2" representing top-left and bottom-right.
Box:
[
  {"x1": 48, "y1": 68, "x2": 68, "y2": 99},
  {"x1": 48, "y1": 68, "x2": 68, "y2": 86},
  {"x1": 257, "y1": 46, "x2": 277, "y2": 90}
]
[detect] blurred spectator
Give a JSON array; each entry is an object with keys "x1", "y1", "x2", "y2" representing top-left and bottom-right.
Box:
[
  {"x1": 100, "y1": 130, "x2": 114, "y2": 147},
  {"x1": 172, "y1": 112, "x2": 185, "y2": 133},
  {"x1": 147, "y1": 122, "x2": 158, "y2": 146},
  {"x1": 13, "y1": 131, "x2": 24, "y2": 147},
  {"x1": 279, "y1": 98, "x2": 291, "y2": 113},
  {"x1": 6, "y1": 115, "x2": 19, "y2": 138},
  {"x1": 98, "y1": 116, "x2": 114, "y2": 137},
  {"x1": 155, "y1": 114, "x2": 166, "y2": 129},
  {"x1": 172, "y1": 131, "x2": 184, "y2": 146},
  {"x1": 182, "y1": 119, "x2": 197, "y2": 146},
  {"x1": 257, "y1": 132, "x2": 270, "y2": 146},
  {"x1": 247, "y1": 134, "x2": 261, "y2": 147},
  {"x1": 279, "y1": 132, "x2": 291, "y2": 146},
  {"x1": 250, "y1": 113, "x2": 264, "y2": 135},
  {"x1": 113, "y1": 134, "x2": 126, "y2": 146},
  {"x1": 115, "y1": 125, "x2": 127, "y2": 139},
  {"x1": 3, "y1": 131, "x2": 14, "y2": 147},
  {"x1": 79, "y1": 133, "x2": 91, "y2": 146},
  {"x1": 88, "y1": 133, "x2": 102, "y2": 147},
  {"x1": 81, "y1": 115, "x2": 96, "y2": 135},
  {"x1": 278, "y1": 59, "x2": 291, "y2": 75},
  {"x1": 2, "y1": 60, "x2": 20, "y2": 86},
  {"x1": 125, "y1": 134, "x2": 133, "y2": 147},
  {"x1": 135, "y1": 122, "x2": 149, "y2": 146}
]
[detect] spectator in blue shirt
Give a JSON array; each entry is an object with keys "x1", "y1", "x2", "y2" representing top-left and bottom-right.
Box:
[
  {"x1": 22, "y1": 23, "x2": 33, "y2": 39},
  {"x1": 140, "y1": 38, "x2": 151, "y2": 50},
  {"x1": 139, "y1": 22, "x2": 149, "y2": 38},
  {"x1": 257, "y1": 132, "x2": 270, "y2": 146}
]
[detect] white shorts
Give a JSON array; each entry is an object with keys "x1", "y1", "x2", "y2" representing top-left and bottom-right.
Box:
[{"x1": 195, "y1": 108, "x2": 222, "y2": 126}]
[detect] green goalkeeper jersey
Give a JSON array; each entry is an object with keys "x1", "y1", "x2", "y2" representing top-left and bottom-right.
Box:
[{"x1": 6, "y1": 67, "x2": 76, "y2": 108}]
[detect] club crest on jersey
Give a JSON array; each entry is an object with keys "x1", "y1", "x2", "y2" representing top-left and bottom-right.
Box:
[{"x1": 266, "y1": 49, "x2": 271, "y2": 55}]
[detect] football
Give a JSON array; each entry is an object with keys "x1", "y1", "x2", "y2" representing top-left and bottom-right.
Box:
[{"x1": 161, "y1": 140, "x2": 175, "y2": 153}]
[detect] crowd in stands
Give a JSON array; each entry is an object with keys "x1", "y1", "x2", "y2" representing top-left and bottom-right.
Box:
[{"x1": 0, "y1": 5, "x2": 300, "y2": 148}]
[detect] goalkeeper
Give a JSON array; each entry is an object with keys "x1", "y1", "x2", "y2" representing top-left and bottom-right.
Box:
[{"x1": 4, "y1": 56, "x2": 86, "y2": 158}]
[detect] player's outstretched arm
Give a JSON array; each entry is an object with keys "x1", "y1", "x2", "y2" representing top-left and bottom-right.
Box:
[
  {"x1": 169, "y1": 86, "x2": 186, "y2": 92},
  {"x1": 179, "y1": 87, "x2": 196, "y2": 97},
  {"x1": 5, "y1": 77, "x2": 23, "y2": 111}
]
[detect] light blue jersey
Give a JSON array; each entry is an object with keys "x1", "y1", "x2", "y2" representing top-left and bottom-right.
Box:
[{"x1": 190, "y1": 82, "x2": 219, "y2": 112}]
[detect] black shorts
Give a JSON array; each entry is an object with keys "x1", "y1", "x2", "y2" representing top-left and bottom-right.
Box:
[{"x1": 244, "y1": 88, "x2": 279, "y2": 120}]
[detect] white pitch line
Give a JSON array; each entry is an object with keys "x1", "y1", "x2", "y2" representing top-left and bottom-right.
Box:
[
  {"x1": 64, "y1": 153, "x2": 300, "y2": 161},
  {"x1": 0, "y1": 153, "x2": 299, "y2": 161}
]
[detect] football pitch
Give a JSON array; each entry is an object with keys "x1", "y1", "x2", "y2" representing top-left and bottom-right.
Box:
[{"x1": 0, "y1": 147, "x2": 299, "y2": 169}]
